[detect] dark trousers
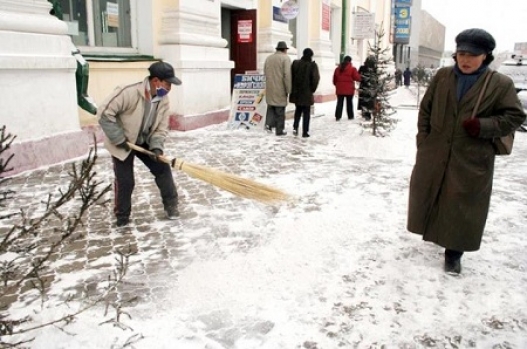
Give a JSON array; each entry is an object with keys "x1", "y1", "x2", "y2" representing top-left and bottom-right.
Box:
[
  {"x1": 266, "y1": 105, "x2": 286, "y2": 134},
  {"x1": 445, "y1": 249, "x2": 464, "y2": 261},
  {"x1": 112, "y1": 146, "x2": 178, "y2": 220},
  {"x1": 335, "y1": 95, "x2": 354, "y2": 120},
  {"x1": 293, "y1": 105, "x2": 311, "y2": 136}
]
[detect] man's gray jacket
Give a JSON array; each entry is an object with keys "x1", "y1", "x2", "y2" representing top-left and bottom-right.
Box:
[{"x1": 97, "y1": 78, "x2": 170, "y2": 161}]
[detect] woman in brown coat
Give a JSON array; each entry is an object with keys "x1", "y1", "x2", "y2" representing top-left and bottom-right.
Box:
[{"x1": 407, "y1": 28, "x2": 526, "y2": 274}]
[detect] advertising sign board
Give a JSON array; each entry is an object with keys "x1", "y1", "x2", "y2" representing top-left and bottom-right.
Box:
[
  {"x1": 352, "y1": 12, "x2": 375, "y2": 39},
  {"x1": 229, "y1": 74, "x2": 267, "y2": 130},
  {"x1": 280, "y1": 1, "x2": 300, "y2": 20},
  {"x1": 393, "y1": 6, "x2": 411, "y2": 44}
]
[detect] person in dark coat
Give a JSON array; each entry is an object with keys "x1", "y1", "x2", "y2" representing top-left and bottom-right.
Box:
[
  {"x1": 332, "y1": 56, "x2": 361, "y2": 121},
  {"x1": 403, "y1": 67, "x2": 412, "y2": 87},
  {"x1": 358, "y1": 56, "x2": 376, "y2": 120},
  {"x1": 290, "y1": 48, "x2": 320, "y2": 137},
  {"x1": 395, "y1": 68, "x2": 403, "y2": 87},
  {"x1": 407, "y1": 28, "x2": 526, "y2": 274}
]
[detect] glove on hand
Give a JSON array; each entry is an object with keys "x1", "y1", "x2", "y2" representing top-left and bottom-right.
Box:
[
  {"x1": 116, "y1": 141, "x2": 130, "y2": 151},
  {"x1": 150, "y1": 148, "x2": 163, "y2": 162},
  {"x1": 462, "y1": 118, "x2": 481, "y2": 137}
]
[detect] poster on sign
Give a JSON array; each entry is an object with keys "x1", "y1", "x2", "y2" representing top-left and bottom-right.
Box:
[
  {"x1": 228, "y1": 74, "x2": 267, "y2": 130},
  {"x1": 237, "y1": 20, "x2": 253, "y2": 43},
  {"x1": 280, "y1": 0, "x2": 300, "y2": 20}
]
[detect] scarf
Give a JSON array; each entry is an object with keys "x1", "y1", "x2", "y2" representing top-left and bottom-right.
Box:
[{"x1": 454, "y1": 64, "x2": 488, "y2": 101}]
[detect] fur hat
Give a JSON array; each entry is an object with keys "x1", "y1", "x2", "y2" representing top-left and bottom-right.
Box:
[
  {"x1": 455, "y1": 28, "x2": 496, "y2": 55},
  {"x1": 276, "y1": 41, "x2": 289, "y2": 50}
]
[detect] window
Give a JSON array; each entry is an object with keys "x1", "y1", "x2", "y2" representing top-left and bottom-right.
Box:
[{"x1": 59, "y1": 0, "x2": 134, "y2": 50}]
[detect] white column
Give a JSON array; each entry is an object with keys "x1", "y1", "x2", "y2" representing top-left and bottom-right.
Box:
[
  {"x1": 257, "y1": 0, "x2": 296, "y2": 69},
  {"x1": 157, "y1": 1, "x2": 234, "y2": 118},
  {"x1": 0, "y1": 0, "x2": 85, "y2": 174}
]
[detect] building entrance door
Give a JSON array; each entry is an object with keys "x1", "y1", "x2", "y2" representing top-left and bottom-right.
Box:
[{"x1": 229, "y1": 9, "x2": 257, "y2": 89}]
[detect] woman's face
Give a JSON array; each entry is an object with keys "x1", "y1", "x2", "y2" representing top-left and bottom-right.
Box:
[{"x1": 456, "y1": 52, "x2": 486, "y2": 74}]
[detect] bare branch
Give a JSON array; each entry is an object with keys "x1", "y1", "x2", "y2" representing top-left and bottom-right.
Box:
[{"x1": 0, "y1": 128, "x2": 136, "y2": 346}]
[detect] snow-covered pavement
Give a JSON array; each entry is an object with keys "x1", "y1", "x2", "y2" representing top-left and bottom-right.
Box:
[{"x1": 4, "y1": 86, "x2": 527, "y2": 348}]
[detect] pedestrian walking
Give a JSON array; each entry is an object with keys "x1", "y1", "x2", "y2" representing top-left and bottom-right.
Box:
[
  {"x1": 358, "y1": 56, "x2": 376, "y2": 121},
  {"x1": 407, "y1": 28, "x2": 526, "y2": 274},
  {"x1": 395, "y1": 68, "x2": 403, "y2": 87},
  {"x1": 98, "y1": 61, "x2": 182, "y2": 227},
  {"x1": 264, "y1": 41, "x2": 292, "y2": 136},
  {"x1": 403, "y1": 67, "x2": 412, "y2": 87},
  {"x1": 290, "y1": 48, "x2": 320, "y2": 137},
  {"x1": 333, "y1": 55, "x2": 361, "y2": 121}
]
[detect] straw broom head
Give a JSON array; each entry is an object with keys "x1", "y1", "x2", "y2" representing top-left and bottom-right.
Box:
[
  {"x1": 174, "y1": 159, "x2": 290, "y2": 204},
  {"x1": 127, "y1": 143, "x2": 290, "y2": 204}
]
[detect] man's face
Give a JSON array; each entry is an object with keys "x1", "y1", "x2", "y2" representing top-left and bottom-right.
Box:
[
  {"x1": 456, "y1": 52, "x2": 486, "y2": 74},
  {"x1": 157, "y1": 78, "x2": 172, "y2": 92},
  {"x1": 151, "y1": 77, "x2": 171, "y2": 94}
]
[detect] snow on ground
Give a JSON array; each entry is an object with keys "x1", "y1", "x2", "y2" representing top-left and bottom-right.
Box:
[{"x1": 10, "y1": 87, "x2": 527, "y2": 348}]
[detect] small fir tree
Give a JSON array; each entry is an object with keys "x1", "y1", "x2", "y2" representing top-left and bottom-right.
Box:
[
  {"x1": 360, "y1": 25, "x2": 398, "y2": 136},
  {"x1": 0, "y1": 126, "x2": 139, "y2": 347}
]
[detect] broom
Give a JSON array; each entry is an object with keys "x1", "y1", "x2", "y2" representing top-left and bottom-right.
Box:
[{"x1": 127, "y1": 143, "x2": 290, "y2": 204}]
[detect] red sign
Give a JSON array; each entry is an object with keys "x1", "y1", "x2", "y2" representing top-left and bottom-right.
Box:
[
  {"x1": 322, "y1": 2, "x2": 330, "y2": 31},
  {"x1": 237, "y1": 20, "x2": 253, "y2": 43}
]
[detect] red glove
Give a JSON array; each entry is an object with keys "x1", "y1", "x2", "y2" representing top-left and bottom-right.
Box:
[{"x1": 462, "y1": 118, "x2": 481, "y2": 137}]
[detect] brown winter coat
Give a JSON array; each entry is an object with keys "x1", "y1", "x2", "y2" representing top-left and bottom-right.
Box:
[
  {"x1": 407, "y1": 67, "x2": 526, "y2": 251},
  {"x1": 264, "y1": 51, "x2": 292, "y2": 106},
  {"x1": 290, "y1": 57, "x2": 320, "y2": 106}
]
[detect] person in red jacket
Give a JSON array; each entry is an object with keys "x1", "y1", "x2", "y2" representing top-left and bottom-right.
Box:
[{"x1": 333, "y1": 56, "x2": 361, "y2": 120}]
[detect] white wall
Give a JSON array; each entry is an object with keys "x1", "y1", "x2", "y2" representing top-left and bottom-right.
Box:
[
  {"x1": 158, "y1": 0, "x2": 233, "y2": 117},
  {"x1": 0, "y1": 0, "x2": 88, "y2": 174},
  {"x1": 0, "y1": 2, "x2": 79, "y2": 142},
  {"x1": 222, "y1": 0, "x2": 256, "y2": 9}
]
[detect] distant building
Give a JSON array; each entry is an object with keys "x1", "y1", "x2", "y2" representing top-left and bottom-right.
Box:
[
  {"x1": 492, "y1": 51, "x2": 515, "y2": 70},
  {"x1": 514, "y1": 42, "x2": 527, "y2": 55},
  {"x1": 390, "y1": 1, "x2": 446, "y2": 70},
  {"x1": 417, "y1": 10, "x2": 445, "y2": 68}
]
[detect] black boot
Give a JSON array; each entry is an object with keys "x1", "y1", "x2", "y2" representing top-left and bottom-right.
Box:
[
  {"x1": 116, "y1": 216, "x2": 130, "y2": 227},
  {"x1": 164, "y1": 205, "x2": 180, "y2": 220},
  {"x1": 444, "y1": 249, "x2": 463, "y2": 275}
]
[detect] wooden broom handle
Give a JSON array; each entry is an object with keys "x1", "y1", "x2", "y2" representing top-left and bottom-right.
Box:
[{"x1": 126, "y1": 142, "x2": 178, "y2": 168}]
